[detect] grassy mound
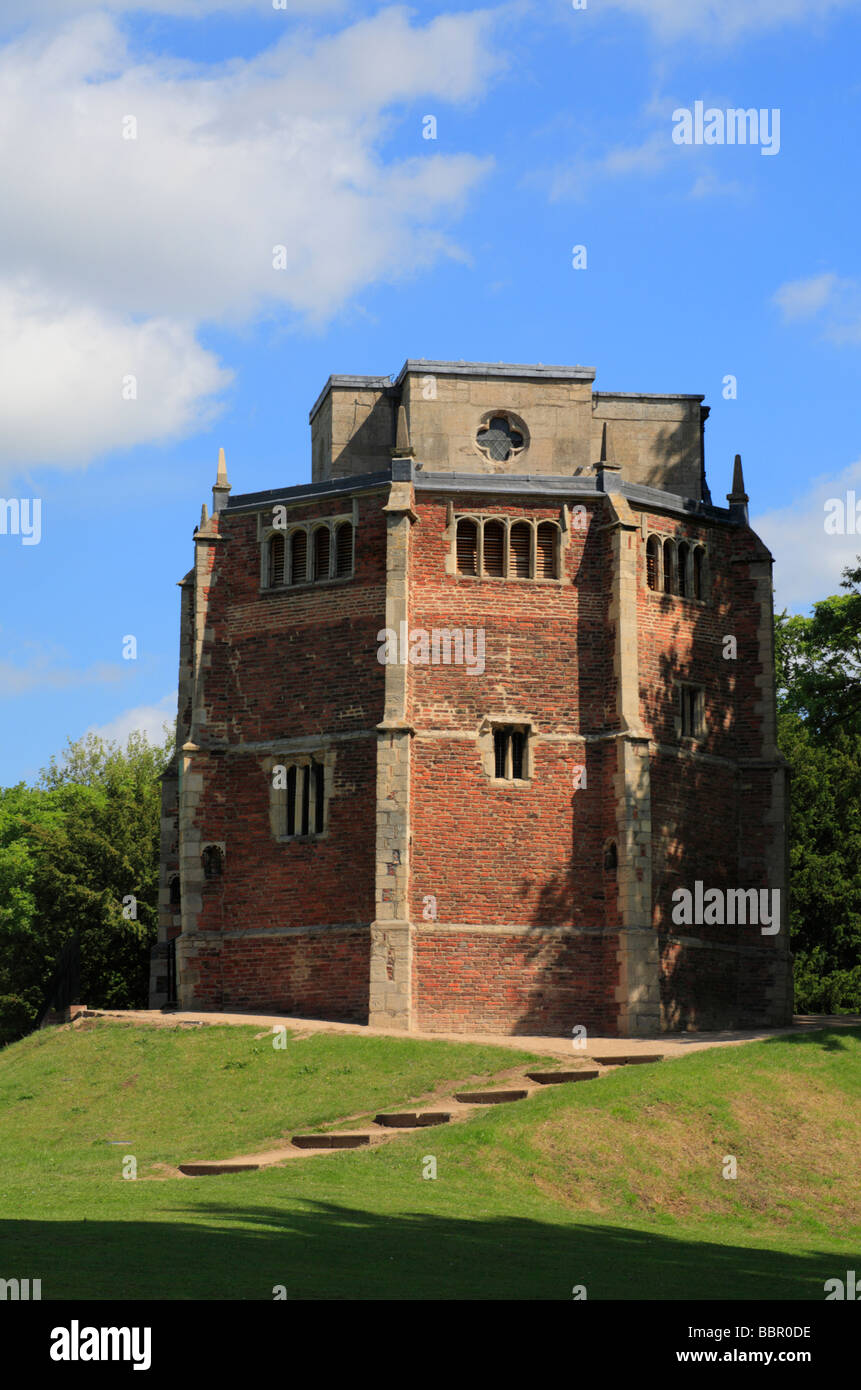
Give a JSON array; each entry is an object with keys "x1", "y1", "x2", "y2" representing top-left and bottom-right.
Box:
[{"x1": 0, "y1": 1020, "x2": 857, "y2": 1300}]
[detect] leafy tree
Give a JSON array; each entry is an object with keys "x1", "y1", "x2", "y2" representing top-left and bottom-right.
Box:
[
  {"x1": 0, "y1": 727, "x2": 172, "y2": 1046},
  {"x1": 775, "y1": 557, "x2": 861, "y2": 1012},
  {"x1": 775, "y1": 559, "x2": 861, "y2": 737}
]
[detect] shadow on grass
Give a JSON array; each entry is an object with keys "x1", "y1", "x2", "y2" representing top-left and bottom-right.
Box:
[
  {"x1": 1, "y1": 1203, "x2": 847, "y2": 1301},
  {"x1": 758, "y1": 1026, "x2": 860, "y2": 1052}
]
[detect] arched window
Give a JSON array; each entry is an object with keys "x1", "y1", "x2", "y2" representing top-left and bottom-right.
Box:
[
  {"x1": 693, "y1": 546, "x2": 705, "y2": 600},
  {"x1": 536, "y1": 522, "x2": 558, "y2": 580},
  {"x1": 313, "y1": 526, "x2": 330, "y2": 581},
  {"x1": 603, "y1": 841, "x2": 618, "y2": 873},
  {"x1": 290, "y1": 530, "x2": 307, "y2": 585},
  {"x1": 202, "y1": 845, "x2": 223, "y2": 880},
  {"x1": 509, "y1": 521, "x2": 531, "y2": 578},
  {"x1": 677, "y1": 542, "x2": 690, "y2": 598},
  {"x1": 456, "y1": 518, "x2": 478, "y2": 575},
  {"x1": 663, "y1": 539, "x2": 675, "y2": 595},
  {"x1": 268, "y1": 532, "x2": 285, "y2": 588},
  {"x1": 483, "y1": 520, "x2": 505, "y2": 577},
  {"x1": 169, "y1": 875, "x2": 181, "y2": 908},
  {"x1": 646, "y1": 535, "x2": 660, "y2": 591},
  {"x1": 335, "y1": 522, "x2": 353, "y2": 577}
]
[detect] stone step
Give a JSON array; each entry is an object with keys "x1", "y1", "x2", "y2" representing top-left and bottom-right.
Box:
[
  {"x1": 179, "y1": 1162, "x2": 260, "y2": 1176},
  {"x1": 374, "y1": 1112, "x2": 451, "y2": 1128},
  {"x1": 593, "y1": 1054, "x2": 664, "y2": 1066},
  {"x1": 291, "y1": 1133, "x2": 372, "y2": 1149},
  {"x1": 525, "y1": 1070, "x2": 601, "y2": 1084},
  {"x1": 454, "y1": 1089, "x2": 529, "y2": 1105}
]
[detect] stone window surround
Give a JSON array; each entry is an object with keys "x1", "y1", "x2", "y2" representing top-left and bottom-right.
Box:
[
  {"x1": 259, "y1": 513, "x2": 354, "y2": 591},
  {"x1": 449, "y1": 512, "x2": 564, "y2": 582},
  {"x1": 261, "y1": 749, "x2": 335, "y2": 841},
  {"x1": 474, "y1": 409, "x2": 530, "y2": 464},
  {"x1": 645, "y1": 531, "x2": 709, "y2": 602},
  {"x1": 478, "y1": 716, "x2": 534, "y2": 787}
]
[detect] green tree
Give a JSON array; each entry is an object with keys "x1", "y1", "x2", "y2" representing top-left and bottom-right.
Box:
[
  {"x1": 0, "y1": 727, "x2": 172, "y2": 1045},
  {"x1": 775, "y1": 556, "x2": 861, "y2": 1012}
]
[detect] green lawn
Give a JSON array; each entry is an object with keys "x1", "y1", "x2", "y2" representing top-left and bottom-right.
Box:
[{"x1": 0, "y1": 1020, "x2": 858, "y2": 1300}]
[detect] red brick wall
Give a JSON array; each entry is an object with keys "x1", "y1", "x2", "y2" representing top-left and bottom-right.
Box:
[
  {"x1": 192, "y1": 742, "x2": 376, "y2": 933},
  {"x1": 407, "y1": 495, "x2": 614, "y2": 934},
  {"x1": 186, "y1": 930, "x2": 369, "y2": 1021},
  {"x1": 406, "y1": 493, "x2": 622, "y2": 1031},
  {"x1": 168, "y1": 475, "x2": 784, "y2": 1036},
  {"x1": 188, "y1": 492, "x2": 386, "y2": 937},
  {"x1": 203, "y1": 494, "x2": 387, "y2": 743},
  {"x1": 414, "y1": 931, "x2": 620, "y2": 1034}
]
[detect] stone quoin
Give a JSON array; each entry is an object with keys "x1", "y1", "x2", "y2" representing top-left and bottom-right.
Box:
[{"x1": 150, "y1": 360, "x2": 791, "y2": 1036}]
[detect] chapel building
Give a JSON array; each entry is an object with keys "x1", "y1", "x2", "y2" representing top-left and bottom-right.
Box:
[{"x1": 150, "y1": 360, "x2": 791, "y2": 1036}]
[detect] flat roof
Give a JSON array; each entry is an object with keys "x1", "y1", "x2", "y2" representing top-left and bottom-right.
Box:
[
  {"x1": 226, "y1": 461, "x2": 736, "y2": 525},
  {"x1": 308, "y1": 362, "x2": 706, "y2": 421},
  {"x1": 394, "y1": 360, "x2": 597, "y2": 386}
]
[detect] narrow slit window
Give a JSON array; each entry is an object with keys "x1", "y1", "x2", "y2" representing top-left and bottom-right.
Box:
[
  {"x1": 290, "y1": 530, "x2": 307, "y2": 585},
  {"x1": 314, "y1": 761, "x2": 325, "y2": 833},
  {"x1": 313, "y1": 527, "x2": 331, "y2": 582},
  {"x1": 663, "y1": 539, "x2": 675, "y2": 595},
  {"x1": 456, "y1": 518, "x2": 478, "y2": 575},
  {"x1": 300, "y1": 765, "x2": 311, "y2": 833},
  {"x1": 693, "y1": 546, "x2": 704, "y2": 600},
  {"x1": 679, "y1": 685, "x2": 703, "y2": 738},
  {"x1": 494, "y1": 729, "x2": 508, "y2": 778},
  {"x1": 646, "y1": 535, "x2": 660, "y2": 591},
  {"x1": 509, "y1": 522, "x2": 532, "y2": 578},
  {"x1": 483, "y1": 520, "x2": 505, "y2": 577},
  {"x1": 335, "y1": 523, "x2": 353, "y2": 577},
  {"x1": 677, "y1": 542, "x2": 690, "y2": 598},
  {"x1": 268, "y1": 533, "x2": 285, "y2": 587},
  {"x1": 536, "y1": 523, "x2": 558, "y2": 579},
  {"x1": 286, "y1": 766, "x2": 296, "y2": 836},
  {"x1": 511, "y1": 730, "x2": 525, "y2": 779}
]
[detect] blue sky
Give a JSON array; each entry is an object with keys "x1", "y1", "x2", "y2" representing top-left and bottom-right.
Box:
[{"x1": 1, "y1": 0, "x2": 860, "y2": 785}]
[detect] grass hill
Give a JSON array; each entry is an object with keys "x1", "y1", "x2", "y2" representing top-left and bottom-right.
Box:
[{"x1": 0, "y1": 1019, "x2": 857, "y2": 1300}]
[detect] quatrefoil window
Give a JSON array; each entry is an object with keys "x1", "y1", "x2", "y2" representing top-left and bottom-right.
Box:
[{"x1": 476, "y1": 415, "x2": 525, "y2": 462}]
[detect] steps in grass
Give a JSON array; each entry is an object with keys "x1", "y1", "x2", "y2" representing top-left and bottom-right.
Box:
[
  {"x1": 291, "y1": 1133, "x2": 373, "y2": 1149},
  {"x1": 454, "y1": 1089, "x2": 529, "y2": 1105},
  {"x1": 592, "y1": 1054, "x2": 664, "y2": 1066},
  {"x1": 179, "y1": 1162, "x2": 260, "y2": 1176},
  {"x1": 525, "y1": 1070, "x2": 601, "y2": 1084},
  {"x1": 374, "y1": 1112, "x2": 451, "y2": 1128}
]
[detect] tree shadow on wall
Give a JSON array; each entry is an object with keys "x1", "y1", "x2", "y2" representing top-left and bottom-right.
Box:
[{"x1": 509, "y1": 487, "x2": 772, "y2": 1035}]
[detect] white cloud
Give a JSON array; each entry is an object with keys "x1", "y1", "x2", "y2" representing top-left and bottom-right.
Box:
[
  {"x1": 544, "y1": 124, "x2": 746, "y2": 202},
  {"x1": 0, "y1": 654, "x2": 126, "y2": 696},
  {"x1": 773, "y1": 272, "x2": 861, "y2": 342},
  {"x1": 1, "y1": 0, "x2": 341, "y2": 25},
  {"x1": 773, "y1": 273, "x2": 840, "y2": 321},
  {"x1": 603, "y1": 0, "x2": 859, "y2": 42},
  {"x1": 753, "y1": 460, "x2": 861, "y2": 613},
  {"x1": 0, "y1": 284, "x2": 231, "y2": 478},
  {"x1": 0, "y1": 8, "x2": 496, "y2": 472},
  {"x1": 87, "y1": 692, "x2": 177, "y2": 747},
  {"x1": 689, "y1": 171, "x2": 742, "y2": 198}
]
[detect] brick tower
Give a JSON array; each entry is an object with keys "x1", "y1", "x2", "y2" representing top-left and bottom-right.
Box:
[{"x1": 150, "y1": 361, "x2": 792, "y2": 1036}]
